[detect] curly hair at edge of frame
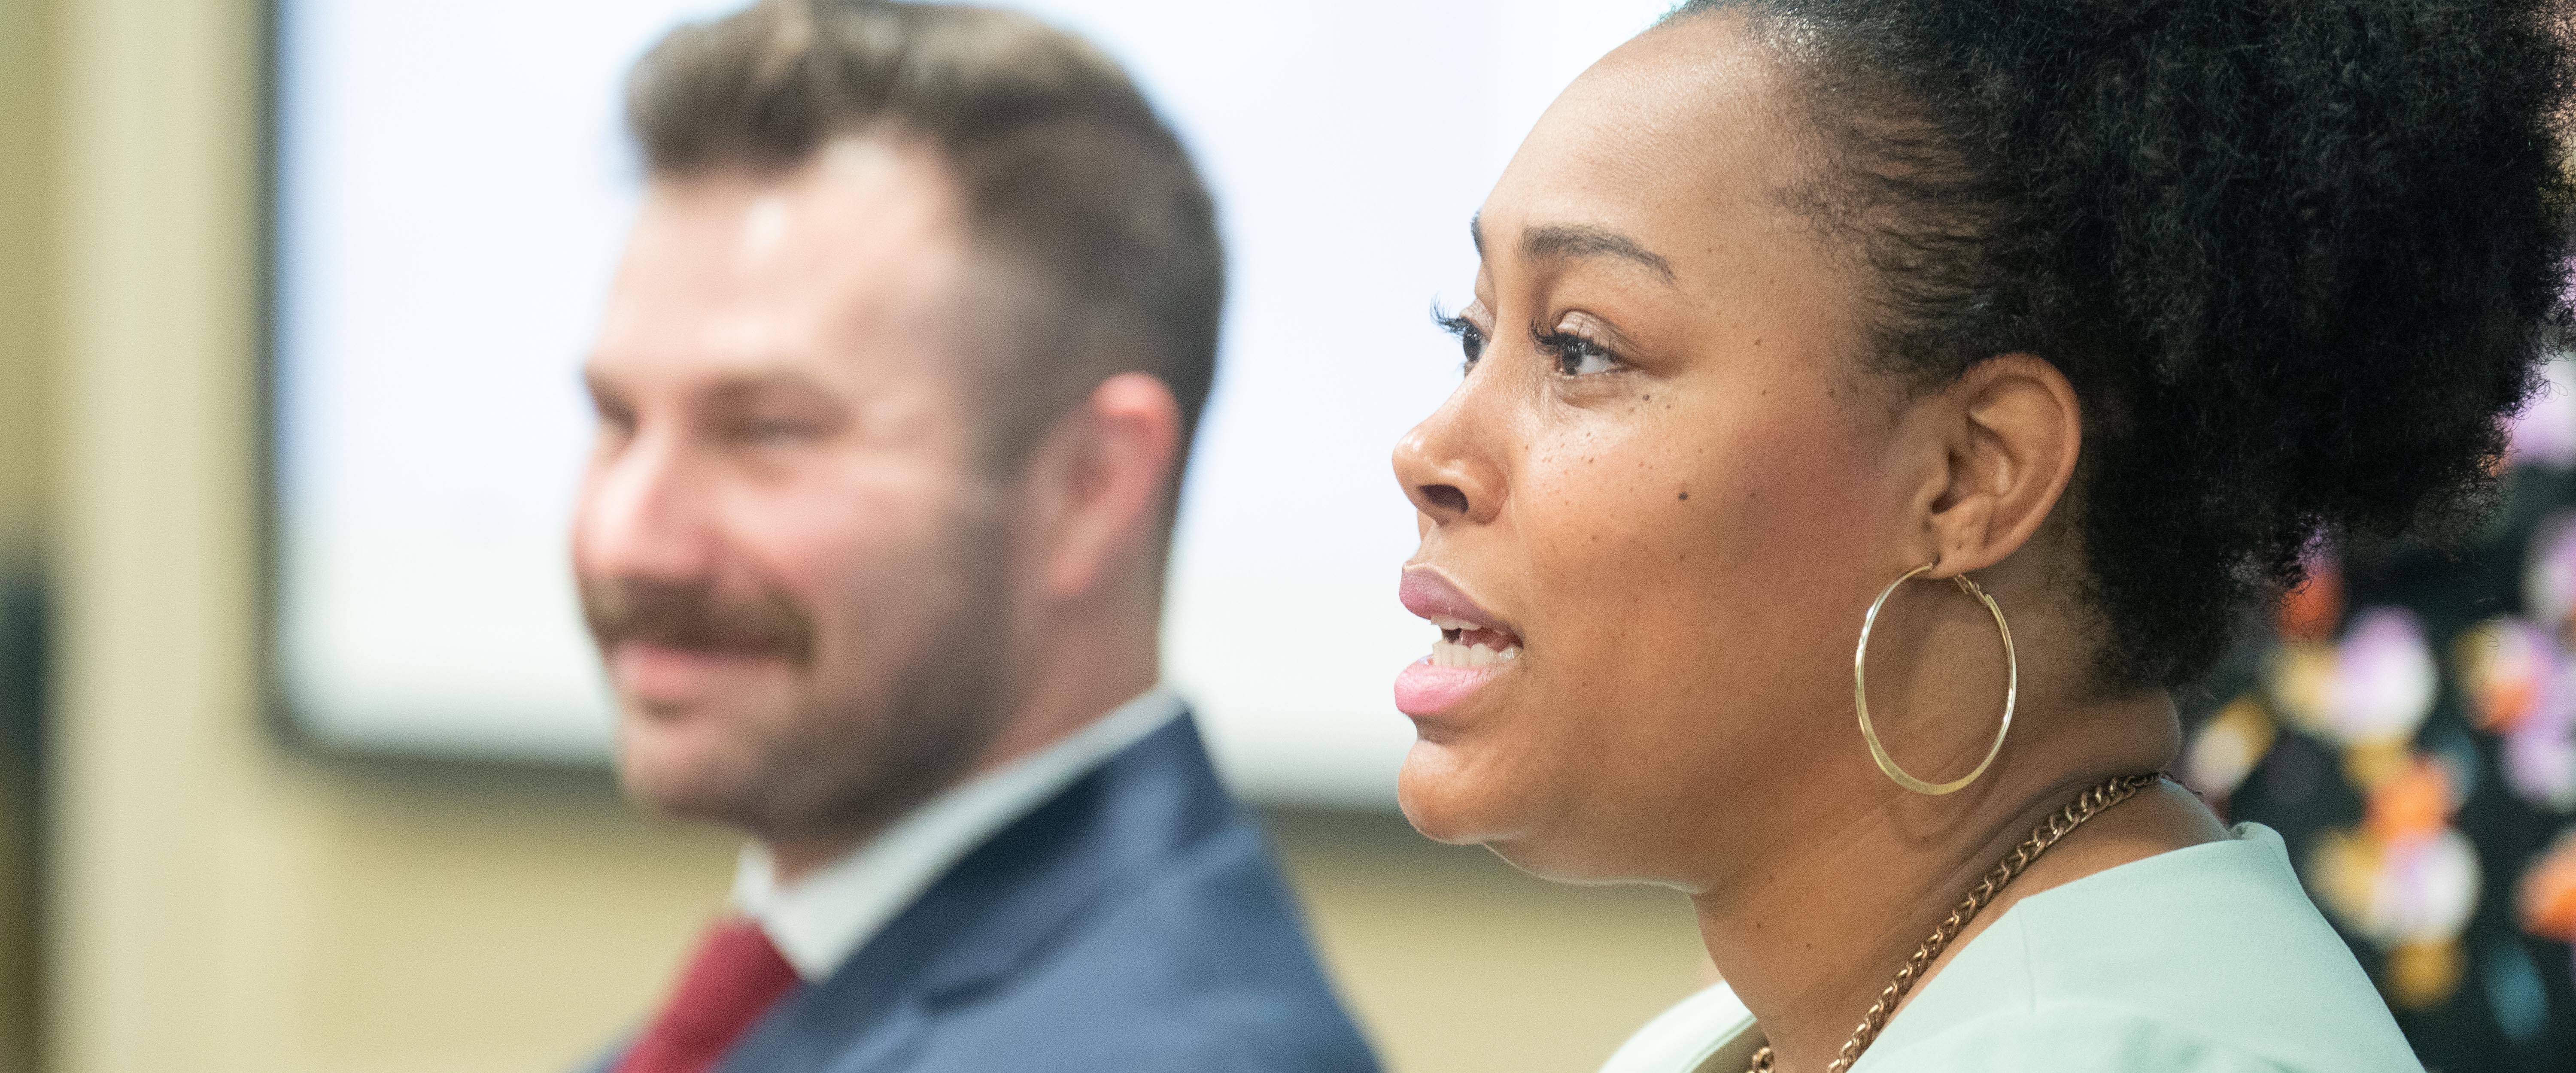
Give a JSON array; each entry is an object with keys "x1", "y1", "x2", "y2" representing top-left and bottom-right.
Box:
[{"x1": 1667, "y1": 0, "x2": 2576, "y2": 691}]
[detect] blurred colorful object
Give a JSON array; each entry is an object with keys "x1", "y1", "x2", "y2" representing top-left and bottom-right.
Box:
[
  {"x1": 2455, "y1": 618, "x2": 2549, "y2": 734},
  {"x1": 2511, "y1": 358, "x2": 2576, "y2": 470},
  {"x1": 2182, "y1": 696, "x2": 2276, "y2": 802},
  {"x1": 2522, "y1": 831, "x2": 2576, "y2": 943},
  {"x1": 2527, "y1": 511, "x2": 2576, "y2": 636},
  {"x1": 2330, "y1": 610, "x2": 2443, "y2": 749},
  {"x1": 2310, "y1": 751, "x2": 2482, "y2": 1009},
  {"x1": 2460, "y1": 614, "x2": 2576, "y2": 813},
  {"x1": 2176, "y1": 365, "x2": 2576, "y2": 1070}
]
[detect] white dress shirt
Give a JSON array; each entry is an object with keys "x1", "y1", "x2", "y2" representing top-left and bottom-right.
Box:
[{"x1": 729, "y1": 686, "x2": 1186, "y2": 982}]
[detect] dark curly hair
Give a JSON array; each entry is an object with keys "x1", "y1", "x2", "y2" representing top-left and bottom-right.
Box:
[{"x1": 1669, "y1": 0, "x2": 2576, "y2": 690}]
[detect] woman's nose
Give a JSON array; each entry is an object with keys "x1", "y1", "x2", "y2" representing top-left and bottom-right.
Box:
[{"x1": 1392, "y1": 391, "x2": 1504, "y2": 527}]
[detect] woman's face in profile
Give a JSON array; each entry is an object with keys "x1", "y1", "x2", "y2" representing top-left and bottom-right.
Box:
[{"x1": 1391, "y1": 16, "x2": 1929, "y2": 882}]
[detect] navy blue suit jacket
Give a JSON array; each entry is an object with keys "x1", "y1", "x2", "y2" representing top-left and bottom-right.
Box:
[{"x1": 595, "y1": 714, "x2": 1382, "y2": 1073}]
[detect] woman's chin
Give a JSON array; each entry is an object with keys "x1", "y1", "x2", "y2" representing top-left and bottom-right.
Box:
[
  {"x1": 1394, "y1": 742, "x2": 1508, "y2": 845},
  {"x1": 1395, "y1": 743, "x2": 1646, "y2": 883},
  {"x1": 1395, "y1": 739, "x2": 1569, "y2": 855}
]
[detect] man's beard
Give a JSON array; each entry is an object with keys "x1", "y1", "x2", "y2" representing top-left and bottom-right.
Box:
[{"x1": 580, "y1": 509, "x2": 1019, "y2": 844}]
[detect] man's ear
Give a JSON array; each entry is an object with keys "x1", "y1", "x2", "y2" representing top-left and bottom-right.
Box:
[
  {"x1": 1025, "y1": 372, "x2": 1183, "y2": 600},
  {"x1": 1919, "y1": 353, "x2": 2082, "y2": 578}
]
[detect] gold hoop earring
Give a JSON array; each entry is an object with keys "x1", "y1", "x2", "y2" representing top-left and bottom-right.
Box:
[{"x1": 1853, "y1": 562, "x2": 2017, "y2": 796}]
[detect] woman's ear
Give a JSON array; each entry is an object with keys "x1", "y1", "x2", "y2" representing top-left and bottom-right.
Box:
[{"x1": 1921, "y1": 353, "x2": 2081, "y2": 577}]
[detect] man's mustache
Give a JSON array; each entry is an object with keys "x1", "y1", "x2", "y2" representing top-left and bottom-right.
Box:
[{"x1": 580, "y1": 576, "x2": 816, "y2": 666}]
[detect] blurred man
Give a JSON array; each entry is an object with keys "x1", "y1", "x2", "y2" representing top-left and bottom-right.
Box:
[{"x1": 570, "y1": 3, "x2": 1379, "y2": 1070}]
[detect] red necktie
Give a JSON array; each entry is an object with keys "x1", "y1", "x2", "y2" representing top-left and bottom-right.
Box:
[{"x1": 615, "y1": 917, "x2": 802, "y2": 1073}]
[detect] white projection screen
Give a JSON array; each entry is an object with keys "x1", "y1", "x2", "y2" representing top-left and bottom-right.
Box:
[{"x1": 271, "y1": 0, "x2": 1677, "y2": 806}]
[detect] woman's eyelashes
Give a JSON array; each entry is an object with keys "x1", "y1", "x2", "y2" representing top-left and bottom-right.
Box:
[
  {"x1": 1534, "y1": 326, "x2": 1623, "y2": 377},
  {"x1": 1435, "y1": 307, "x2": 1489, "y2": 370},
  {"x1": 1436, "y1": 304, "x2": 1626, "y2": 378}
]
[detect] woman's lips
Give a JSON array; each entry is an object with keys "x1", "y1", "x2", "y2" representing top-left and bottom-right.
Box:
[
  {"x1": 1394, "y1": 566, "x2": 1523, "y2": 718},
  {"x1": 1398, "y1": 567, "x2": 1516, "y2": 634},
  {"x1": 1394, "y1": 658, "x2": 1504, "y2": 717}
]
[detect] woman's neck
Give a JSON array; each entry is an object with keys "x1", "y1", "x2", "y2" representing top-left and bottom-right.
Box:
[{"x1": 1692, "y1": 689, "x2": 2222, "y2": 1071}]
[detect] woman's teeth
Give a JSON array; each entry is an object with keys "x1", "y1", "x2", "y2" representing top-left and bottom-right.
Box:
[
  {"x1": 1431, "y1": 638, "x2": 1519, "y2": 667},
  {"x1": 1430, "y1": 618, "x2": 1521, "y2": 668}
]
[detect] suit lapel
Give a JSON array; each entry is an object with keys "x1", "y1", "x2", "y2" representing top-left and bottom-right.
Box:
[{"x1": 714, "y1": 714, "x2": 1235, "y2": 1073}]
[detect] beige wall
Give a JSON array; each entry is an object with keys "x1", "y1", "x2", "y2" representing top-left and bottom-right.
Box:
[
  {"x1": 2, "y1": 0, "x2": 59, "y2": 1066},
  {"x1": 32, "y1": 1, "x2": 1707, "y2": 1072},
  {"x1": 0, "y1": 0, "x2": 55, "y2": 562}
]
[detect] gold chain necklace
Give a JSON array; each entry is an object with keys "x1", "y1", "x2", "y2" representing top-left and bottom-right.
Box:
[{"x1": 1746, "y1": 772, "x2": 2167, "y2": 1073}]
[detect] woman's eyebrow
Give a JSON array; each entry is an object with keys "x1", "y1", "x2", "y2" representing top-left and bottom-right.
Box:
[
  {"x1": 1521, "y1": 222, "x2": 1677, "y2": 285},
  {"x1": 1467, "y1": 214, "x2": 1679, "y2": 287}
]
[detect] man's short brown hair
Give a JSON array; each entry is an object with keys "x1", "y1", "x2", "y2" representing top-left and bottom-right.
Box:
[{"x1": 627, "y1": 0, "x2": 1224, "y2": 466}]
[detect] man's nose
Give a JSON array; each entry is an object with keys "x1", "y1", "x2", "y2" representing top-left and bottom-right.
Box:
[{"x1": 574, "y1": 430, "x2": 717, "y2": 583}]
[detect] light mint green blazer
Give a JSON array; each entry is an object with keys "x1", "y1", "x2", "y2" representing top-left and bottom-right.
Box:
[{"x1": 1600, "y1": 825, "x2": 2423, "y2": 1073}]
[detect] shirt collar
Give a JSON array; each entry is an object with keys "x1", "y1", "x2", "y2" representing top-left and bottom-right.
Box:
[{"x1": 730, "y1": 686, "x2": 1186, "y2": 982}]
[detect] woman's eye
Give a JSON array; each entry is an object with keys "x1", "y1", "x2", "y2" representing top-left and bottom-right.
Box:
[
  {"x1": 1435, "y1": 310, "x2": 1488, "y2": 370},
  {"x1": 1538, "y1": 330, "x2": 1621, "y2": 376}
]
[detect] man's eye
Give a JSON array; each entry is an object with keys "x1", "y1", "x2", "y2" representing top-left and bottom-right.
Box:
[
  {"x1": 1538, "y1": 331, "x2": 1621, "y2": 376},
  {"x1": 595, "y1": 409, "x2": 637, "y2": 440},
  {"x1": 736, "y1": 419, "x2": 816, "y2": 446},
  {"x1": 1435, "y1": 310, "x2": 1488, "y2": 370}
]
